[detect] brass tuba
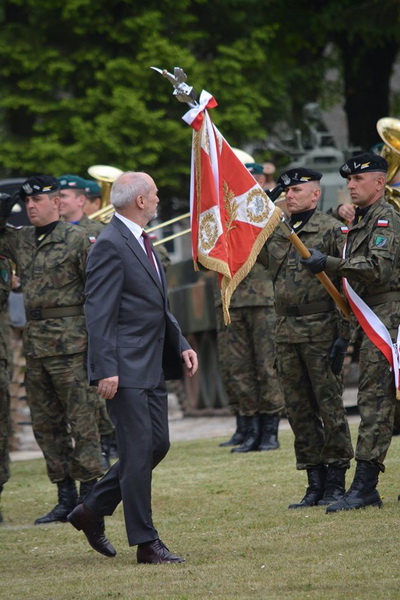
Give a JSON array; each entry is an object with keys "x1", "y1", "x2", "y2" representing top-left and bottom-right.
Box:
[
  {"x1": 376, "y1": 117, "x2": 400, "y2": 210},
  {"x1": 87, "y1": 164, "x2": 123, "y2": 222}
]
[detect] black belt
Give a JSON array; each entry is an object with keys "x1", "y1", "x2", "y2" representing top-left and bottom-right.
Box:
[
  {"x1": 363, "y1": 291, "x2": 400, "y2": 307},
  {"x1": 275, "y1": 300, "x2": 335, "y2": 317},
  {"x1": 27, "y1": 306, "x2": 84, "y2": 320}
]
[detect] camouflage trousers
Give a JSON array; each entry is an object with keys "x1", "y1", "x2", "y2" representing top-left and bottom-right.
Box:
[
  {"x1": 355, "y1": 335, "x2": 396, "y2": 472},
  {"x1": 0, "y1": 359, "x2": 10, "y2": 486},
  {"x1": 25, "y1": 353, "x2": 103, "y2": 483},
  {"x1": 216, "y1": 306, "x2": 284, "y2": 416},
  {"x1": 276, "y1": 340, "x2": 354, "y2": 470}
]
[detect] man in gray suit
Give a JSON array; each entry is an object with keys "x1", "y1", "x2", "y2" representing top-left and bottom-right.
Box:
[{"x1": 67, "y1": 171, "x2": 198, "y2": 564}]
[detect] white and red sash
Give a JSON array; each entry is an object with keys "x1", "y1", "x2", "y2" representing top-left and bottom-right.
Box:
[{"x1": 342, "y1": 244, "x2": 400, "y2": 397}]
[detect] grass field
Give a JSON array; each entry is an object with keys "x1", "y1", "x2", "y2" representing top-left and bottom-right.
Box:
[{"x1": 2, "y1": 424, "x2": 400, "y2": 600}]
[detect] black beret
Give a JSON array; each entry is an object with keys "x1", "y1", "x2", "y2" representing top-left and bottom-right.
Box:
[
  {"x1": 20, "y1": 175, "x2": 59, "y2": 198},
  {"x1": 277, "y1": 168, "x2": 322, "y2": 188},
  {"x1": 339, "y1": 152, "x2": 388, "y2": 178}
]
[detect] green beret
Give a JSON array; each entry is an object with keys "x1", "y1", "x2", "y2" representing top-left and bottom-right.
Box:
[
  {"x1": 58, "y1": 174, "x2": 87, "y2": 190},
  {"x1": 245, "y1": 163, "x2": 264, "y2": 175},
  {"x1": 83, "y1": 179, "x2": 101, "y2": 196}
]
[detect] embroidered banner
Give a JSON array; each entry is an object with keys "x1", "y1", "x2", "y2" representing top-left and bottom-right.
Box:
[{"x1": 183, "y1": 91, "x2": 282, "y2": 324}]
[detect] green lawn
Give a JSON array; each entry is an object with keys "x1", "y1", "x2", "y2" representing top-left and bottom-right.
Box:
[{"x1": 2, "y1": 424, "x2": 400, "y2": 600}]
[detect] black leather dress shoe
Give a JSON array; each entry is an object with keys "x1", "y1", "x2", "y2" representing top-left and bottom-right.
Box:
[
  {"x1": 67, "y1": 503, "x2": 117, "y2": 558},
  {"x1": 137, "y1": 539, "x2": 185, "y2": 564}
]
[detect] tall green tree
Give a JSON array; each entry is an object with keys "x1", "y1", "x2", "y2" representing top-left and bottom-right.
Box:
[{"x1": 0, "y1": 0, "x2": 399, "y2": 212}]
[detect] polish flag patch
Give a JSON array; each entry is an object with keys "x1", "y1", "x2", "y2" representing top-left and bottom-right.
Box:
[
  {"x1": 376, "y1": 220, "x2": 388, "y2": 227},
  {"x1": 340, "y1": 226, "x2": 349, "y2": 234}
]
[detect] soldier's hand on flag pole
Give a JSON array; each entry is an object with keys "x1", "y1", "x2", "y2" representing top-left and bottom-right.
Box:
[{"x1": 300, "y1": 248, "x2": 328, "y2": 274}]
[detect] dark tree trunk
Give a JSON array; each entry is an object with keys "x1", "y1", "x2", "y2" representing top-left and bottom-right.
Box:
[{"x1": 336, "y1": 35, "x2": 399, "y2": 151}]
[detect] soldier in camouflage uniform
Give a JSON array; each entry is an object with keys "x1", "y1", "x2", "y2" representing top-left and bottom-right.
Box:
[
  {"x1": 217, "y1": 162, "x2": 284, "y2": 453},
  {"x1": 216, "y1": 261, "x2": 285, "y2": 453},
  {"x1": 302, "y1": 153, "x2": 400, "y2": 512},
  {"x1": 259, "y1": 167, "x2": 354, "y2": 508},
  {"x1": 0, "y1": 256, "x2": 12, "y2": 523},
  {"x1": 0, "y1": 175, "x2": 103, "y2": 525},
  {"x1": 58, "y1": 174, "x2": 116, "y2": 470},
  {"x1": 83, "y1": 178, "x2": 102, "y2": 217}
]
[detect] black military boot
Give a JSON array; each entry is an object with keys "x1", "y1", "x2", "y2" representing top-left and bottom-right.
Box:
[
  {"x1": 317, "y1": 465, "x2": 346, "y2": 505},
  {"x1": 100, "y1": 435, "x2": 112, "y2": 471},
  {"x1": 0, "y1": 484, "x2": 3, "y2": 524},
  {"x1": 231, "y1": 415, "x2": 260, "y2": 453},
  {"x1": 77, "y1": 478, "x2": 98, "y2": 504},
  {"x1": 258, "y1": 414, "x2": 280, "y2": 451},
  {"x1": 288, "y1": 465, "x2": 327, "y2": 509},
  {"x1": 219, "y1": 415, "x2": 246, "y2": 447},
  {"x1": 34, "y1": 477, "x2": 78, "y2": 524},
  {"x1": 326, "y1": 461, "x2": 382, "y2": 513}
]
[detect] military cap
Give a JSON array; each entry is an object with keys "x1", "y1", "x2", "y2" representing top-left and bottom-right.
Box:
[
  {"x1": 83, "y1": 179, "x2": 101, "y2": 197},
  {"x1": 58, "y1": 174, "x2": 88, "y2": 190},
  {"x1": 245, "y1": 162, "x2": 264, "y2": 175},
  {"x1": 20, "y1": 175, "x2": 59, "y2": 198},
  {"x1": 277, "y1": 167, "x2": 322, "y2": 188},
  {"x1": 339, "y1": 152, "x2": 388, "y2": 178}
]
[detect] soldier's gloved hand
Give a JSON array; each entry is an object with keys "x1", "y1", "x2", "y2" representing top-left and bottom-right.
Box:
[
  {"x1": 329, "y1": 338, "x2": 349, "y2": 375},
  {"x1": 0, "y1": 191, "x2": 20, "y2": 218},
  {"x1": 300, "y1": 248, "x2": 327, "y2": 274}
]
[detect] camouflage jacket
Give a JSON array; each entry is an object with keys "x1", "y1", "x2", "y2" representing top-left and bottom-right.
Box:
[
  {"x1": 77, "y1": 215, "x2": 105, "y2": 238},
  {"x1": 325, "y1": 197, "x2": 400, "y2": 334},
  {"x1": 260, "y1": 210, "x2": 348, "y2": 343},
  {"x1": 0, "y1": 221, "x2": 92, "y2": 357},
  {"x1": 0, "y1": 256, "x2": 12, "y2": 360},
  {"x1": 214, "y1": 261, "x2": 275, "y2": 308}
]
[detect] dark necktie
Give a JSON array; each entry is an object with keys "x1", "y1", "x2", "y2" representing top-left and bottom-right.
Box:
[{"x1": 141, "y1": 230, "x2": 157, "y2": 271}]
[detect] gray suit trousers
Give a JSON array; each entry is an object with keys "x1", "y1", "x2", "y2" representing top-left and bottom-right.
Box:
[{"x1": 84, "y1": 382, "x2": 170, "y2": 546}]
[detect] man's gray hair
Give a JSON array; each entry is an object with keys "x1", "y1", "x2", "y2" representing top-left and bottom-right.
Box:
[{"x1": 111, "y1": 171, "x2": 152, "y2": 209}]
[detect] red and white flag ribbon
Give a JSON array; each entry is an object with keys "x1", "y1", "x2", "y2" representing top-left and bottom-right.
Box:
[
  {"x1": 342, "y1": 275, "x2": 400, "y2": 397},
  {"x1": 183, "y1": 91, "x2": 282, "y2": 324},
  {"x1": 182, "y1": 90, "x2": 218, "y2": 131}
]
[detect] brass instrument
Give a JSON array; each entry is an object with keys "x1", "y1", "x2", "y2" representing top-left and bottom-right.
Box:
[
  {"x1": 148, "y1": 213, "x2": 191, "y2": 246},
  {"x1": 376, "y1": 117, "x2": 400, "y2": 210},
  {"x1": 87, "y1": 164, "x2": 123, "y2": 209}
]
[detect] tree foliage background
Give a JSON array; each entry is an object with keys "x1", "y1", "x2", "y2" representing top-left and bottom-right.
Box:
[{"x1": 0, "y1": 0, "x2": 399, "y2": 212}]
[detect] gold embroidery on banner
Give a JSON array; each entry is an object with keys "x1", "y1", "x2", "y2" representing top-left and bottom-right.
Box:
[
  {"x1": 246, "y1": 188, "x2": 270, "y2": 223},
  {"x1": 199, "y1": 211, "x2": 219, "y2": 253},
  {"x1": 223, "y1": 182, "x2": 238, "y2": 234}
]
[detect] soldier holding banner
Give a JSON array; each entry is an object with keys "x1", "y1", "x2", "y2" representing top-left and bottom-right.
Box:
[
  {"x1": 301, "y1": 152, "x2": 400, "y2": 512},
  {"x1": 259, "y1": 167, "x2": 354, "y2": 509}
]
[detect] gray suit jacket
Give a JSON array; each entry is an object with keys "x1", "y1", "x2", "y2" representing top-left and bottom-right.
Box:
[{"x1": 85, "y1": 215, "x2": 190, "y2": 388}]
